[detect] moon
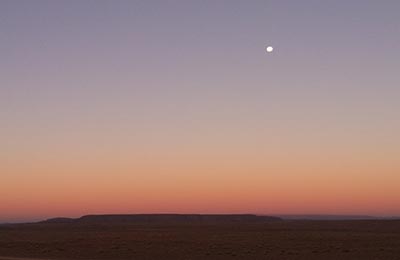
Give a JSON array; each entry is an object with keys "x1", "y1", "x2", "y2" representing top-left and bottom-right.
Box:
[{"x1": 266, "y1": 46, "x2": 274, "y2": 53}]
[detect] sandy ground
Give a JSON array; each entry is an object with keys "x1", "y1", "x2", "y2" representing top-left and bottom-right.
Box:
[
  {"x1": 1, "y1": 220, "x2": 400, "y2": 259},
  {"x1": 0, "y1": 258, "x2": 49, "y2": 260}
]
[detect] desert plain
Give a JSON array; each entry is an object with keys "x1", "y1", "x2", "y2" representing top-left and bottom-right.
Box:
[{"x1": 1, "y1": 215, "x2": 400, "y2": 259}]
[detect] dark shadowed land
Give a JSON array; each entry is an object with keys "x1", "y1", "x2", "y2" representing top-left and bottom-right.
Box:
[
  {"x1": 0, "y1": 258, "x2": 51, "y2": 260},
  {"x1": 1, "y1": 214, "x2": 400, "y2": 260}
]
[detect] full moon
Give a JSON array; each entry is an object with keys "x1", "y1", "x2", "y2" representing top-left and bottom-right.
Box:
[{"x1": 266, "y1": 46, "x2": 274, "y2": 53}]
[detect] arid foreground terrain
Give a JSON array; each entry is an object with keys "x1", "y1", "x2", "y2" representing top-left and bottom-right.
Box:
[{"x1": 1, "y1": 215, "x2": 400, "y2": 259}]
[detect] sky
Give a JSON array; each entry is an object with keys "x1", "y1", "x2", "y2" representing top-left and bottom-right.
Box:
[{"x1": 1, "y1": 0, "x2": 400, "y2": 222}]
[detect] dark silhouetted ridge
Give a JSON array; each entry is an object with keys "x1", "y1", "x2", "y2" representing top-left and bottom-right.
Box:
[
  {"x1": 40, "y1": 217, "x2": 75, "y2": 224},
  {"x1": 41, "y1": 214, "x2": 281, "y2": 224},
  {"x1": 276, "y1": 215, "x2": 379, "y2": 220}
]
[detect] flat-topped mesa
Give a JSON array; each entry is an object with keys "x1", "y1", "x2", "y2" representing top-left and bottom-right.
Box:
[
  {"x1": 78, "y1": 214, "x2": 281, "y2": 223},
  {"x1": 41, "y1": 214, "x2": 281, "y2": 224},
  {"x1": 39, "y1": 217, "x2": 74, "y2": 224}
]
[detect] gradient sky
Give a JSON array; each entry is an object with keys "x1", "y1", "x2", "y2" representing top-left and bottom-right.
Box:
[{"x1": 1, "y1": 0, "x2": 400, "y2": 222}]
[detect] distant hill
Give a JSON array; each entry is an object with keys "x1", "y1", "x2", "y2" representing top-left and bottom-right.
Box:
[
  {"x1": 40, "y1": 217, "x2": 75, "y2": 223},
  {"x1": 275, "y1": 215, "x2": 380, "y2": 220},
  {"x1": 40, "y1": 214, "x2": 281, "y2": 224}
]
